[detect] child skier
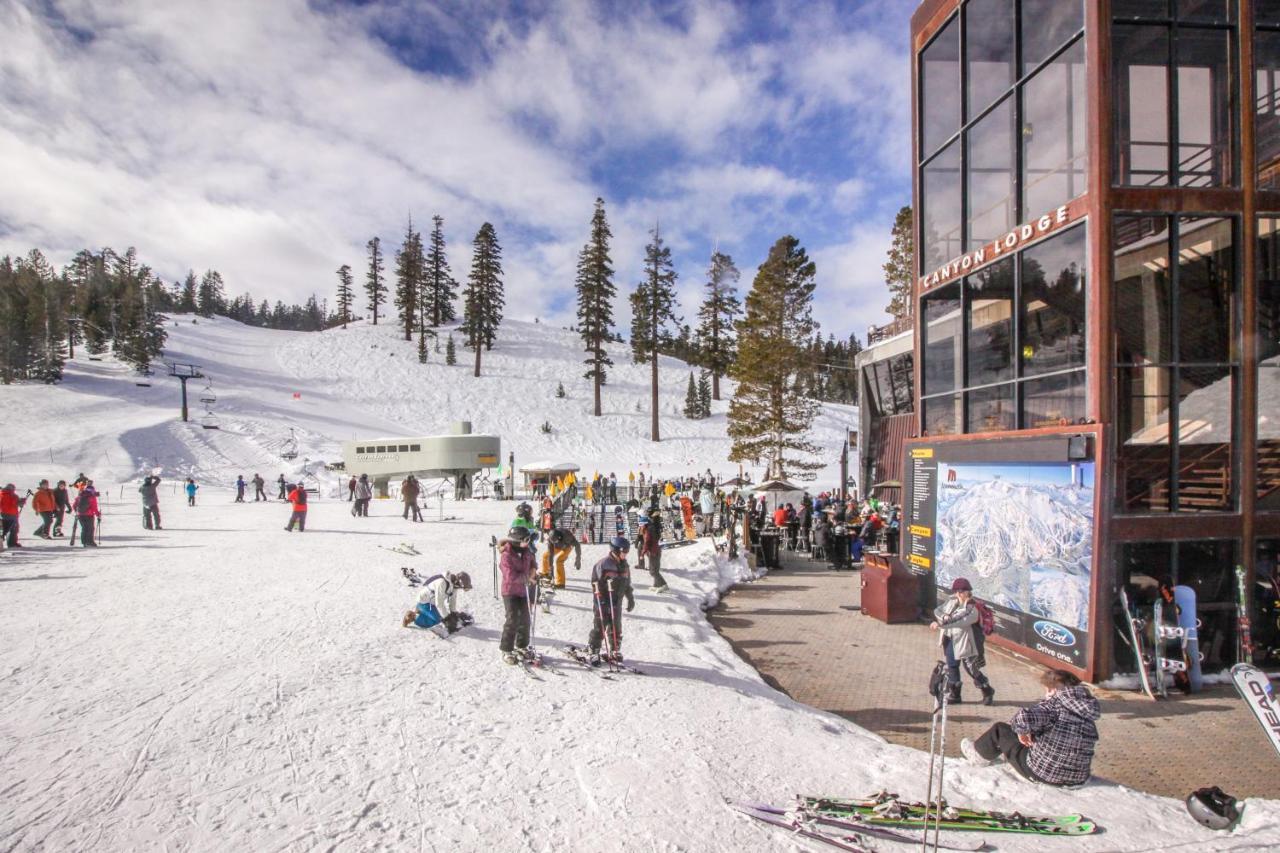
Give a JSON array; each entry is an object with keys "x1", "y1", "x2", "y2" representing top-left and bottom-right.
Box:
[
  {"x1": 402, "y1": 572, "x2": 474, "y2": 635},
  {"x1": 284, "y1": 483, "x2": 308, "y2": 532},
  {"x1": 235, "y1": 476, "x2": 246, "y2": 502},
  {"x1": 185, "y1": 478, "x2": 198, "y2": 506},
  {"x1": 587, "y1": 537, "x2": 635, "y2": 665},
  {"x1": 498, "y1": 526, "x2": 537, "y2": 664}
]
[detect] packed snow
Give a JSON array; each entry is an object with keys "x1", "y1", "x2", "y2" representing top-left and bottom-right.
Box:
[{"x1": 3, "y1": 319, "x2": 1279, "y2": 851}]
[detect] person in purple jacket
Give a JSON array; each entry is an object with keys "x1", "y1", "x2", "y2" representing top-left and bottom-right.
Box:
[{"x1": 498, "y1": 526, "x2": 537, "y2": 665}]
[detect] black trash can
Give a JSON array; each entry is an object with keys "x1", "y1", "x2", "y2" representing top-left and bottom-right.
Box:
[{"x1": 759, "y1": 531, "x2": 781, "y2": 568}]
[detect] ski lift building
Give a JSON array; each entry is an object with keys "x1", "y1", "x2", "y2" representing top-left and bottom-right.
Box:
[{"x1": 341, "y1": 422, "x2": 500, "y2": 499}]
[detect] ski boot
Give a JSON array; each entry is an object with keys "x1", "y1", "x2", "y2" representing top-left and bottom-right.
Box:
[
  {"x1": 980, "y1": 685, "x2": 995, "y2": 706},
  {"x1": 960, "y1": 738, "x2": 991, "y2": 767},
  {"x1": 588, "y1": 650, "x2": 603, "y2": 667},
  {"x1": 503, "y1": 651, "x2": 519, "y2": 665}
]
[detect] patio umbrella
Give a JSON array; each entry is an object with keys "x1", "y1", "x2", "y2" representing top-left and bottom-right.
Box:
[{"x1": 751, "y1": 478, "x2": 804, "y2": 512}]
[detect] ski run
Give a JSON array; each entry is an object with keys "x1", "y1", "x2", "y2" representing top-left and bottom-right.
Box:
[{"x1": 2, "y1": 318, "x2": 1280, "y2": 851}]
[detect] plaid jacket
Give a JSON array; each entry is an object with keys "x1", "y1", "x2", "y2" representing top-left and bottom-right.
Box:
[{"x1": 1012, "y1": 685, "x2": 1101, "y2": 786}]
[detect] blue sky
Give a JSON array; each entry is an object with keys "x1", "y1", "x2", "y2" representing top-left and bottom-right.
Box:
[{"x1": 0, "y1": 0, "x2": 913, "y2": 338}]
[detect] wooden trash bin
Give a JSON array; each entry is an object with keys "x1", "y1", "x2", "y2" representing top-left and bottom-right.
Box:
[{"x1": 860, "y1": 552, "x2": 919, "y2": 624}]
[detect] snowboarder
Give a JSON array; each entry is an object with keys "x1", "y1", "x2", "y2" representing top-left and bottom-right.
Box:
[
  {"x1": 52, "y1": 480, "x2": 70, "y2": 536},
  {"x1": 185, "y1": 478, "x2": 198, "y2": 507},
  {"x1": 352, "y1": 474, "x2": 372, "y2": 517},
  {"x1": 587, "y1": 536, "x2": 635, "y2": 665},
  {"x1": 402, "y1": 571, "x2": 474, "y2": 634},
  {"x1": 498, "y1": 526, "x2": 537, "y2": 664},
  {"x1": 235, "y1": 475, "x2": 246, "y2": 503},
  {"x1": 541, "y1": 526, "x2": 582, "y2": 589},
  {"x1": 284, "y1": 483, "x2": 308, "y2": 532},
  {"x1": 253, "y1": 473, "x2": 267, "y2": 502},
  {"x1": 74, "y1": 481, "x2": 100, "y2": 547},
  {"x1": 139, "y1": 476, "x2": 162, "y2": 530},
  {"x1": 401, "y1": 475, "x2": 422, "y2": 522},
  {"x1": 31, "y1": 480, "x2": 57, "y2": 539},
  {"x1": 929, "y1": 577, "x2": 994, "y2": 705},
  {"x1": 961, "y1": 669, "x2": 1100, "y2": 787},
  {"x1": 636, "y1": 514, "x2": 668, "y2": 592},
  {"x1": 1, "y1": 483, "x2": 27, "y2": 547},
  {"x1": 277, "y1": 473, "x2": 287, "y2": 500}
]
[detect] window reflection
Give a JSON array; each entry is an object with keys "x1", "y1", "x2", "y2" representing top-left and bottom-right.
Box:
[
  {"x1": 1118, "y1": 365, "x2": 1173, "y2": 512},
  {"x1": 923, "y1": 141, "x2": 962, "y2": 271},
  {"x1": 1256, "y1": 32, "x2": 1280, "y2": 190},
  {"x1": 1261, "y1": 1, "x2": 1280, "y2": 27},
  {"x1": 1114, "y1": 216, "x2": 1173, "y2": 365},
  {"x1": 1022, "y1": 371, "x2": 1087, "y2": 427},
  {"x1": 1257, "y1": 218, "x2": 1280, "y2": 508},
  {"x1": 1177, "y1": 217, "x2": 1233, "y2": 363},
  {"x1": 1176, "y1": 28, "x2": 1232, "y2": 188},
  {"x1": 1022, "y1": 225, "x2": 1086, "y2": 376},
  {"x1": 924, "y1": 394, "x2": 961, "y2": 436},
  {"x1": 1020, "y1": 0, "x2": 1083, "y2": 74},
  {"x1": 1176, "y1": 365, "x2": 1233, "y2": 512},
  {"x1": 967, "y1": 98, "x2": 1017, "y2": 248},
  {"x1": 1023, "y1": 40, "x2": 1087, "y2": 218},
  {"x1": 923, "y1": 284, "x2": 962, "y2": 396},
  {"x1": 967, "y1": 0, "x2": 1016, "y2": 117},
  {"x1": 1114, "y1": 25, "x2": 1170, "y2": 186},
  {"x1": 966, "y1": 258, "x2": 1015, "y2": 386},
  {"x1": 966, "y1": 384, "x2": 1016, "y2": 432},
  {"x1": 921, "y1": 16, "x2": 960, "y2": 159}
]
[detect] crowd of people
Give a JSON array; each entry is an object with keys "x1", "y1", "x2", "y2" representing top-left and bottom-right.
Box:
[{"x1": 1, "y1": 475, "x2": 103, "y2": 548}]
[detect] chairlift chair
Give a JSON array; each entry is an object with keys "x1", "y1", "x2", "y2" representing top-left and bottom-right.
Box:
[
  {"x1": 280, "y1": 428, "x2": 299, "y2": 460},
  {"x1": 201, "y1": 414, "x2": 221, "y2": 430},
  {"x1": 198, "y1": 380, "x2": 217, "y2": 406}
]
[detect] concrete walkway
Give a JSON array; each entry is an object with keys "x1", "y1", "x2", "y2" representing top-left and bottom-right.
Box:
[{"x1": 707, "y1": 550, "x2": 1280, "y2": 800}]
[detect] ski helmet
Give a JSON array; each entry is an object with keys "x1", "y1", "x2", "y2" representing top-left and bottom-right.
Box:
[
  {"x1": 507, "y1": 526, "x2": 531, "y2": 544},
  {"x1": 1185, "y1": 786, "x2": 1241, "y2": 831},
  {"x1": 610, "y1": 536, "x2": 631, "y2": 553},
  {"x1": 452, "y1": 571, "x2": 473, "y2": 591}
]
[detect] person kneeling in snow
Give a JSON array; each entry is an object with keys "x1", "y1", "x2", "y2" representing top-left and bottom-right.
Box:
[
  {"x1": 587, "y1": 537, "x2": 635, "y2": 665},
  {"x1": 960, "y1": 669, "x2": 1100, "y2": 787},
  {"x1": 402, "y1": 571, "x2": 473, "y2": 636}
]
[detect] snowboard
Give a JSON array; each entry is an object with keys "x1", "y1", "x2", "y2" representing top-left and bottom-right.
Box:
[
  {"x1": 1119, "y1": 587, "x2": 1156, "y2": 700},
  {"x1": 1230, "y1": 663, "x2": 1280, "y2": 759},
  {"x1": 1173, "y1": 584, "x2": 1203, "y2": 692},
  {"x1": 1152, "y1": 598, "x2": 1186, "y2": 697}
]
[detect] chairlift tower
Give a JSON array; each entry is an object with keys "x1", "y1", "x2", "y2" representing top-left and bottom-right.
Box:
[{"x1": 166, "y1": 362, "x2": 205, "y2": 422}]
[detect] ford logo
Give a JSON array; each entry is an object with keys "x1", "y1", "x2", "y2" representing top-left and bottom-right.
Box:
[{"x1": 1034, "y1": 621, "x2": 1075, "y2": 647}]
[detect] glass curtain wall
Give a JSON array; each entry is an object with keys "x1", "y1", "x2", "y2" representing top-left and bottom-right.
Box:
[
  {"x1": 918, "y1": 1, "x2": 1086, "y2": 275},
  {"x1": 1260, "y1": 6, "x2": 1280, "y2": 189},
  {"x1": 1257, "y1": 217, "x2": 1280, "y2": 508},
  {"x1": 1113, "y1": 4, "x2": 1237, "y2": 187}
]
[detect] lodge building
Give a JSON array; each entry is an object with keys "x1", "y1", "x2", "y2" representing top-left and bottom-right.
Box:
[{"x1": 878, "y1": 0, "x2": 1280, "y2": 681}]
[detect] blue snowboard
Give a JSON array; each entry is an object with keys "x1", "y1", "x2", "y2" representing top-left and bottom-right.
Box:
[{"x1": 1173, "y1": 585, "x2": 1203, "y2": 692}]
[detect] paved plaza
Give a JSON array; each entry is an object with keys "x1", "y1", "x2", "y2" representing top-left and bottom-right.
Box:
[{"x1": 708, "y1": 551, "x2": 1280, "y2": 800}]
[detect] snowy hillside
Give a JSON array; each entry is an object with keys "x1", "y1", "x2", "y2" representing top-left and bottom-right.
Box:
[{"x1": 0, "y1": 315, "x2": 856, "y2": 492}]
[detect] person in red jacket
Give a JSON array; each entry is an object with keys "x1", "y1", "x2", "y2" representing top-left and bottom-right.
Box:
[
  {"x1": 31, "y1": 480, "x2": 57, "y2": 539},
  {"x1": 637, "y1": 515, "x2": 668, "y2": 593},
  {"x1": 1, "y1": 483, "x2": 27, "y2": 548},
  {"x1": 772, "y1": 504, "x2": 788, "y2": 528},
  {"x1": 73, "y1": 482, "x2": 101, "y2": 547},
  {"x1": 284, "y1": 483, "x2": 308, "y2": 532}
]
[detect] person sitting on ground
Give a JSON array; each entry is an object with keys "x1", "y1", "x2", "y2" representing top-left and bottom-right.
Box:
[
  {"x1": 402, "y1": 571, "x2": 473, "y2": 635},
  {"x1": 961, "y1": 669, "x2": 1100, "y2": 788}
]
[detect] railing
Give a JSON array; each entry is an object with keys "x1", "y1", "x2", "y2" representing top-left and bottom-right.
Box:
[{"x1": 867, "y1": 316, "x2": 914, "y2": 345}]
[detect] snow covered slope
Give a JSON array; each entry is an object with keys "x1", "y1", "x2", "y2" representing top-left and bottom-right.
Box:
[{"x1": 0, "y1": 315, "x2": 855, "y2": 492}]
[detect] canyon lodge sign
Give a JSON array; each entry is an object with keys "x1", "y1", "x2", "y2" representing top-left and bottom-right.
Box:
[{"x1": 918, "y1": 204, "x2": 1080, "y2": 293}]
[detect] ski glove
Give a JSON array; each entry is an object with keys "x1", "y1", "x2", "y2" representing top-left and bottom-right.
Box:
[
  {"x1": 625, "y1": 593, "x2": 635, "y2": 612},
  {"x1": 444, "y1": 613, "x2": 461, "y2": 634}
]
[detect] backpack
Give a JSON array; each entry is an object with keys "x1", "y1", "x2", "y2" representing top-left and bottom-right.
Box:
[
  {"x1": 973, "y1": 599, "x2": 995, "y2": 636},
  {"x1": 75, "y1": 491, "x2": 92, "y2": 514},
  {"x1": 295, "y1": 489, "x2": 308, "y2": 506}
]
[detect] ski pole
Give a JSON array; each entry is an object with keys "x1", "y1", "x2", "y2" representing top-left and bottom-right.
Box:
[
  {"x1": 593, "y1": 582, "x2": 613, "y2": 664},
  {"x1": 69, "y1": 516, "x2": 78, "y2": 548},
  {"x1": 931, "y1": 690, "x2": 950, "y2": 853},
  {"x1": 490, "y1": 536, "x2": 498, "y2": 600},
  {"x1": 606, "y1": 578, "x2": 620, "y2": 670},
  {"x1": 922, "y1": 680, "x2": 940, "y2": 851},
  {"x1": 525, "y1": 574, "x2": 537, "y2": 657}
]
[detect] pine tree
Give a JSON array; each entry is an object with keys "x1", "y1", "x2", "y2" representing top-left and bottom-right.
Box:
[
  {"x1": 461, "y1": 223, "x2": 504, "y2": 377},
  {"x1": 418, "y1": 325, "x2": 428, "y2": 363},
  {"x1": 365, "y1": 236, "x2": 386, "y2": 325},
  {"x1": 394, "y1": 218, "x2": 424, "y2": 341},
  {"x1": 629, "y1": 225, "x2": 681, "y2": 441},
  {"x1": 696, "y1": 250, "x2": 741, "y2": 400},
  {"x1": 424, "y1": 215, "x2": 458, "y2": 326},
  {"x1": 697, "y1": 371, "x2": 712, "y2": 418},
  {"x1": 335, "y1": 264, "x2": 354, "y2": 329},
  {"x1": 445, "y1": 333, "x2": 457, "y2": 365},
  {"x1": 727, "y1": 235, "x2": 823, "y2": 479},
  {"x1": 683, "y1": 372, "x2": 699, "y2": 419},
  {"x1": 884, "y1": 205, "x2": 914, "y2": 320},
  {"x1": 576, "y1": 198, "x2": 616, "y2": 417},
  {"x1": 179, "y1": 271, "x2": 198, "y2": 313},
  {"x1": 197, "y1": 270, "x2": 225, "y2": 318}
]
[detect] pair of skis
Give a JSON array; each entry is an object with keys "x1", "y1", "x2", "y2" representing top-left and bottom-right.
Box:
[{"x1": 380, "y1": 541, "x2": 420, "y2": 557}]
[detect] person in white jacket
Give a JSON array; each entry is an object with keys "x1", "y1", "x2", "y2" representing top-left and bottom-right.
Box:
[
  {"x1": 351, "y1": 474, "x2": 373, "y2": 517},
  {"x1": 402, "y1": 572, "x2": 473, "y2": 635},
  {"x1": 929, "y1": 577, "x2": 994, "y2": 706}
]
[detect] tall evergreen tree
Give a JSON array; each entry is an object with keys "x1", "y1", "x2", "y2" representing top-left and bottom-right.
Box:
[
  {"x1": 884, "y1": 205, "x2": 914, "y2": 320},
  {"x1": 576, "y1": 198, "x2": 616, "y2": 417},
  {"x1": 727, "y1": 235, "x2": 823, "y2": 479},
  {"x1": 445, "y1": 333, "x2": 457, "y2": 365},
  {"x1": 335, "y1": 264, "x2": 354, "y2": 329},
  {"x1": 424, "y1": 215, "x2": 458, "y2": 326},
  {"x1": 179, "y1": 270, "x2": 198, "y2": 313},
  {"x1": 394, "y1": 218, "x2": 424, "y2": 341},
  {"x1": 365, "y1": 236, "x2": 387, "y2": 325},
  {"x1": 696, "y1": 250, "x2": 741, "y2": 400},
  {"x1": 197, "y1": 270, "x2": 225, "y2": 318},
  {"x1": 461, "y1": 222, "x2": 504, "y2": 377},
  {"x1": 697, "y1": 371, "x2": 712, "y2": 418},
  {"x1": 629, "y1": 225, "x2": 681, "y2": 441},
  {"x1": 683, "y1": 372, "x2": 700, "y2": 419}
]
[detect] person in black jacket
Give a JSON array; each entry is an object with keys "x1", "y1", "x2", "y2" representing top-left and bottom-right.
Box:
[
  {"x1": 52, "y1": 480, "x2": 70, "y2": 536},
  {"x1": 588, "y1": 537, "x2": 635, "y2": 665}
]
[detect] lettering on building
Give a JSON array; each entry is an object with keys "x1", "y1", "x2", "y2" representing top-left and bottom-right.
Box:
[{"x1": 919, "y1": 205, "x2": 1075, "y2": 293}]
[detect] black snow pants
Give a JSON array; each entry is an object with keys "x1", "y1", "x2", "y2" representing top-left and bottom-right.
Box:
[
  {"x1": 589, "y1": 591, "x2": 625, "y2": 654},
  {"x1": 973, "y1": 722, "x2": 1045, "y2": 783},
  {"x1": 500, "y1": 595, "x2": 530, "y2": 653},
  {"x1": 286, "y1": 510, "x2": 306, "y2": 532},
  {"x1": 77, "y1": 515, "x2": 96, "y2": 546},
  {"x1": 143, "y1": 505, "x2": 161, "y2": 530},
  {"x1": 646, "y1": 549, "x2": 667, "y2": 589}
]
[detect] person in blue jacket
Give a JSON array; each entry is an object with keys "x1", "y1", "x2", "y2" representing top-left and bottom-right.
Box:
[
  {"x1": 234, "y1": 476, "x2": 246, "y2": 503},
  {"x1": 185, "y1": 478, "x2": 198, "y2": 506}
]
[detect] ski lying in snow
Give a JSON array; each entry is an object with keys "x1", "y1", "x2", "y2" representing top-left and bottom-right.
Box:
[
  {"x1": 800, "y1": 795, "x2": 1097, "y2": 835},
  {"x1": 660, "y1": 538, "x2": 697, "y2": 550},
  {"x1": 1231, "y1": 663, "x2": 1280, "y2": 758},
  {"x1": 562, "y1": 645, "x2": 616, "y2": 680},
  {"x1": 736, "y1": 803, "x2": 988, "y2": 851},
  {"x1": 729, "y1": 803, "x2": 871, "y2": 853},
  {"x1": 380, "y1": 543, "x2": 421, "y2": 557},
  {"x1": 564, "y1": 644, "x2": 643, "y2": 676}
]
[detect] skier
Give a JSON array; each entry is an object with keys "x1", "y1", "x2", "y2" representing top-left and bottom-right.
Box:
[
  {"x1": 540, "y1": 526, "x2": 582, "y2": 589},
  {"x1": 636, "y1": 514, "x2": 669, "y2": 592},
  {"x1": 511, "y1": 502, "x2": 538, "y2": 551},
  {"x1": 401, "y1": 474, "x2": 422, "y2": 522},
  {"x1": 277, "y1": 473, "x2": 287, "y2": 500},
  {"x1": 74, "y1": 481, "x2": 101, "y2": 547},
  {"x1": 52, "y1": 480, "x2": 70, "y2": 536},
  {"x1": 699, "y1": 488, "x2": 714, "y2": 536},
  {"x1": 253, "y1": 473, "x2": 267, "y2": 502},
  {"x1": 1, "y1": 483, "x2": 26, "y2": 547},
  {"x1": 347, "y1": 475, "x2": 357, "y2": 502},
  {"x1": 284, "y1": 483, "x2": 308, "y2": 532},
  {"x1": 139, "y1": 476, "x2": 162, "y2": 530},
  {"x1": 587, "y1": 536, "x2": 635, "y2": 665},
  {"x1": 961, "y1": 669, "x2": 1100, "y2": 787},
  {"x1": 235, "y1": 475, "x2": 246, "y2": 503},
  {"x1": 929, "y1": 577, "x2": 994, "y2": 706},
  {"x1": 498, "y1": 526, "x2": 537, "y2": 664},
  {"x1": 352, "y1": 474, "x2": 372, "y2": 517},
  {"x1": 31, "y1": 480, "x2": 57, "y2": 539},
  {"x1": 185, "y1": 478, "x2": 198, "y2": 507},
  {"x1": 402, "y1": 571, "x2": 474, "y2": 634}
]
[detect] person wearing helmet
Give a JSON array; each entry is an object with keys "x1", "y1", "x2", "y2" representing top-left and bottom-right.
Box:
[
  {"x1": 402, "y1": 571, "x2": 474, "y2": 635},
  {"x1": 498, "y1": 526, "x2": 537, "y2": 664},
  {"x1": 960, "y1": 669, "x2": 1100, "y2": 787},
  {"x1": 636, "y1": 513, "x2": 668, "y2": 593},
  {"x1": 587, "y1": 537, "x2": 635, "y2": 665},
  {"x1": 541, "y1": 527, "x2": 581, "y2": 589}
]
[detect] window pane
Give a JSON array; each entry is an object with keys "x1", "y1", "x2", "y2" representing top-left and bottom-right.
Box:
[
  {"x1": 1260, "y1": 1, "x2": 1280, "y2": 26},
  {"x1": 1256, "y1": 32, "x2": 1280, "y2": 191},
  {"x1": 923, "y1": 283, "x2": 962, "y2": 395},
  {"x1": 1114, "y1": 25, "x2": 1170, "y2": 186},
  {"x1": 1117, "y1": 365, "x2": 1173, "y2": 513},
  {"x1": 1113, "y1": 0, "x2": 1171, "y2": 17},
  {"x1": 1022, "y1": 225, "x2": 1087, "y2": 376},
  {"x1": 966, "y1": 383, "x2": 1016, "y2": 432},
  {"x1": 921, "y1": 15, "x2": 960, "y2": 159},
  {"x1": 1023, "y1": 39, "x2": 1088, "y2": 216},
  {"x1": 1261, "y1": 220, "x2": 1280, "y2": 509},
  {"x1": 922, "y1": 140, "x2": 962, "y2": 271},
  {"x1": 1177, "y1": 216, "x2": 1233, "y2": 363},
  {"x1": 1175, "y1": 540, "x2": 1237, "y2": 672},
  {"x1": 1020, "y1": 0, "x2": 1083, "y2": 73},
  {"x1": 1176, "y1": 28, "x2": 1233, "y2": 188},
  {"x1": 966, "y1": 257, "x2": 1015, "y2": 385},
  {"x1": 924, "y1": 394, "x2": 961, "y2": 436},
  {"x1": 1114, "y1": 216, "x2": 1173, "y2": 365},
  {"x1": 1176, "y1": 0, "x2": 1234, "y2": 22},
  {"x1": 888, "y1": 352, "x2": 915, "y2": 413},
  {"x1": 1258, "y1": 217, "x2": 1280, "y2": 361},
  {"x1": 967, "y1": 0, "x2": 1016, "y2": 117},
  {"x1": 1176, "y1": 365, "x2": 1233, "y2": 512},
  {"x1": 967, "y1": 97, "x2": 1016, "y2": 249},
  {"x1": 1022, "y1": 370, "x2": 1087, "y2": 427}
]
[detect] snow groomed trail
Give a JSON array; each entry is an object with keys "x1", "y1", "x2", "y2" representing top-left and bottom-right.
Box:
[{"x1": 2, "y1": 498, "x2": 1278, "y2": 851}]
